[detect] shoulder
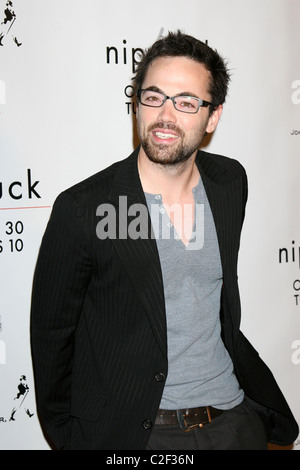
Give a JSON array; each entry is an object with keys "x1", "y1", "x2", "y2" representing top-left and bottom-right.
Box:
[
  {"x1": 66, "y1": 160, "x2": 121, "y2": 199},
  {"x1": 196, "y1": 149, "x2": 247, "y2": 184},
  {"x1": 55, "y1": 149, "x2": 138, "y2": 208}
]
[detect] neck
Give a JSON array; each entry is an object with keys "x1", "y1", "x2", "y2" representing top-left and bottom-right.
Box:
[{"x1": 138, "y1": 147, "x2": 200, "y2": 202}]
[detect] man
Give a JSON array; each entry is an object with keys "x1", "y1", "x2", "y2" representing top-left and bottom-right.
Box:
[{"x1": 31, "y1": 31, "x2": 298, "y2": 450}]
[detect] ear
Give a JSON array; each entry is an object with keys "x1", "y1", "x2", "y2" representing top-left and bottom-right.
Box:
[{"x1": 206, "y1": 104, "x2": 223, "y2": 134}]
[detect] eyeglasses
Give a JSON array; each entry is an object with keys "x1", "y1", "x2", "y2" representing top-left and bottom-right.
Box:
[{"x1": 137, "y1": 89, "x2": 213, "y2": 114}]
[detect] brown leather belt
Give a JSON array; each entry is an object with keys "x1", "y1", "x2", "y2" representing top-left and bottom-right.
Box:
[{"x1": 155, "y1": 406, "x2": 224, "y2": 432}]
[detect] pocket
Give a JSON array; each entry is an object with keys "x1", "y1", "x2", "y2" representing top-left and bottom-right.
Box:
[
  {"x1": 70, "y1": 386, "x2": 107, "y2": 422},
  {"x1": 225, "y1": 400, "x2": 268, "y2": 449}
]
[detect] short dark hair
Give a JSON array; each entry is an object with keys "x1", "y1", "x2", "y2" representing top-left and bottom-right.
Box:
[{"x1": 133, "y1": 30, "x2": 231, "y2": 108}]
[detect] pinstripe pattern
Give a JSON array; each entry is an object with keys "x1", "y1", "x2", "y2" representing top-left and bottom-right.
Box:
[{"x1": 30, "y1": 147, "x2": 298, "y2": 449}]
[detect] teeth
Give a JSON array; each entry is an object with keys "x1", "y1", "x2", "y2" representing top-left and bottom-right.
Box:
[{"x1": 155, "y1": 132, "x2": 177, "y2": 139}]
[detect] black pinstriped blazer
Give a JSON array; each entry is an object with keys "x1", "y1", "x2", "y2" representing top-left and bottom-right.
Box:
[{"x1": 30, "y1": 147, "x2": 298, "y2": 450}]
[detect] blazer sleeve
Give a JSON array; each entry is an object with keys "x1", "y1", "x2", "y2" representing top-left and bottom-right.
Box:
[
  {"x1": 241, "y1": 165, "x2": 248, "y2": 227},
  {"x1": 30, "y1": 190, "x2": 92, "y2": 449}
]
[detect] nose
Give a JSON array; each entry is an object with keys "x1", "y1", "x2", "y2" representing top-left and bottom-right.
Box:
[{"x1": 156, "y1": 97, "x2": 177, "y2": 123}]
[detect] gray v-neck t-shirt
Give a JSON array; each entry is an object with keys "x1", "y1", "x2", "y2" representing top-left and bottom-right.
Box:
[{"x1": 145, "y1": 177, "x2": 244, "y2": 410}]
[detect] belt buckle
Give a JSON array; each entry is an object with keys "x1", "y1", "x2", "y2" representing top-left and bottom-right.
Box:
[{"x1": 176, "y1": 408, "x2": 209, "y2": 432}]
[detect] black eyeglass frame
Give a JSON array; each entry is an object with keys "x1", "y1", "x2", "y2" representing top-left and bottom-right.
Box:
[{"x1": 137, "y1": 89, "x2": 214, "y2": 114}]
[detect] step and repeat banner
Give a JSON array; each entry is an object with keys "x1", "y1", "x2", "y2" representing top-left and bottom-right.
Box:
[{"x1": 0, "y1": 0, "x2": 299, "y2": 450}]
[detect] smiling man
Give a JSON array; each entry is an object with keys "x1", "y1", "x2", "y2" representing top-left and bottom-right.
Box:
[
  {"x1": 136, "y1": 58, "x2": 220, "y2": 167},
  {"x1": 30, "y1": 31, "x2": 298, "y2": 450}
]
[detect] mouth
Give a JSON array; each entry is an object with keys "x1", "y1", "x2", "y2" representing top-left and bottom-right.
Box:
[{"x1": 152, "y1": 129, "x2": 179, "y2": 143}]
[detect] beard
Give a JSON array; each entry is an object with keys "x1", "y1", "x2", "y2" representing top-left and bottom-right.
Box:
[{"x1": 137, "y1": 120, "x2": 208, "y2": 167}]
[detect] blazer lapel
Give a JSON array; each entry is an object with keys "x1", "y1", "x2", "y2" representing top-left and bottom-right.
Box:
[
  {"x1": 196, "y1": 150, "x2": 234, "y2": 280},
  {"x1": 108, "y1": 148, "x2": 167, "y2": 357}
]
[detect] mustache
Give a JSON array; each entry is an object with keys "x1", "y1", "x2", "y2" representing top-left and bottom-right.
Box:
[{"x1": 147, "y1": 121, "x2": 184, "y2": 137}]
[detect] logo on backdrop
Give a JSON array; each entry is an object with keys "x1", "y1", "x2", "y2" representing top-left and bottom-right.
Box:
[
  {"x1": 278, "y1": 242, "x2": 300, "y2": 367},
  {"x1": 278, "y1": 240, "x2": 300, "y2": 307},
  {"x1": 105, "y1": 28, "x2": 210, "y2": 116},
  {"x1": 0, "y1": 169, "x2": 41, "y2": 201},
  {"x1": 0, "y1": 375, "x2": 34, "y2": 424},
  {"x1": 105, "y1": 37, "x2": 145, "y2": 115},
  {"x1": 0, "y1": 1, "x2": 22, "y2": 47}
]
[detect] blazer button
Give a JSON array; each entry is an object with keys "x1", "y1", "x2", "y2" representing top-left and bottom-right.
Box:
[
  {"x1": 155, "y1": 372, "x2": 165, "y2": 382},
  {"x1": 142, "y1": 419, "x2": 152, "y2": 430}
]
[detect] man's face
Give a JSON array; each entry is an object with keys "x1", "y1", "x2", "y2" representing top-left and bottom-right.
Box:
[{"x1": 136, "y1": 56, "x2": 222, "y2": 166}]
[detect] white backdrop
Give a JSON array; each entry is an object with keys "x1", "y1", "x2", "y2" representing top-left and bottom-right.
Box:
[{"x1": 0, "y1": 0, "x2": 299, "y2": 450}]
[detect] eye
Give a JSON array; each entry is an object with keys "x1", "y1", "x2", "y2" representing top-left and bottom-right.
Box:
[
  {"x1": 177, "y1": 97, "x2": 197, "y2": 110},
  {"x1": 142, "y1": 90, "x2": 164, "y2": 105},
  {"x1": 183, "y1": 101, "x2": 195, "y2": 109},
  {"x1": 146, "y1": 94, "x2": 160, "y2": 103}
]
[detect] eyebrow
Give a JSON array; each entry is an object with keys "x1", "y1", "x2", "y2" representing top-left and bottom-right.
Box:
[{"x1": 144, "y1": 86, "x2": 200, "y2": 99}]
